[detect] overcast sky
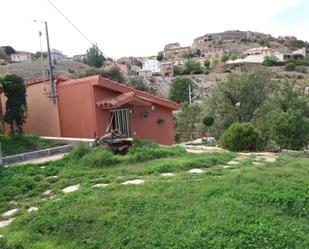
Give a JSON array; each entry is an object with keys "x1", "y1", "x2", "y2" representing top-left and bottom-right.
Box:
[{"x1": 1, "y1": 0, "x2": 308, "y2": 59}]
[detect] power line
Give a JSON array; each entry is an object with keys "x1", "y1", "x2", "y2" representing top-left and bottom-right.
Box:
[{"x1": 45, "y1": 0, "x2": 129, "y2": 76}]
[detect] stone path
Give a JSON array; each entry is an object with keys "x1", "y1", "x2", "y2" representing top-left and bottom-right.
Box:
[
  {"x1": 0, "y1": 218, "x2": 15, "y2": 228},
  {"x1": 2, "y1": 208, "x2": 19, "y2": 218},
  {"x1": 122, "y1": 179, "x2": 144, "y2": 185},
  {"x1": 0, "y1": 151, "x2": 278, "y2": 231},
  {"x1": 160, "y1": 173, "x2": 175, "y2": 177},
  {"x1": 93, "y1": 183, "x2": 110, "y2": 188},
  {"x1": 28, "y1": 207, "x2": 38, "y2": 213},
  {"x1": 43, "y1": 189, "x2": 52, "y2": 196},
  {"x1": 187, "y1": 168, "x2": 205, "y2": 174},
  {"x1": 62, "y1": 184, "x2": 80, "y2": 193}
]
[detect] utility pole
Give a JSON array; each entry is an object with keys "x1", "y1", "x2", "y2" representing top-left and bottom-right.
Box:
[
  {"x1": 188, "y1": 83, "x2": 192, "y2": 105},
  {"x1": 45, "y1": 21, "x2": 56, "y2": 103}
]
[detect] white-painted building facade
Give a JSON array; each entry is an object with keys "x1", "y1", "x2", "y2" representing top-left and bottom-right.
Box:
[
  {"x1": 227, "y1": 47, "x2": 306, "y2": 64},
  {"x1": 11, "y1": 51, "x2": 32, "y2": 62},
  {"x1": 143, "y1": 59, "x2": 161, "y2": 73}
]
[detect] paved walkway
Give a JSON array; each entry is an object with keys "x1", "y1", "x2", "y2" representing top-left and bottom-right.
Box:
[{"x1": 16, "y1": 153, "x2": 67, "y2": 166}]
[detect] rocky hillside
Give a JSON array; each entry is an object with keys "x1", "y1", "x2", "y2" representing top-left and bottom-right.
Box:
[{"x1": 0, "y1": 60, "x2": 90, "y2": 81}]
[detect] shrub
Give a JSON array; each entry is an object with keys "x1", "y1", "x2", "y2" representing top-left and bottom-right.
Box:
[
  {"x1": 263, "y1": 55, "x2": 278, "y2": 66},
  {"x1": 295, "y1": 66, "x2": 307, "y2": 73},
  {"x1": 270, "y1": 109, "x2": 309, "y2": 150},
  {"x1": 285, "y1": 62, "x2": 296, "y2": 71},
  {"x1": 182, "y1": 60, "x2": 202, "y2": 74},
  {"x1": 219, "y1": 123, "x2": 261, "y2": 151},
  {"x1": 204, "y1": 69, "x2": 210, "y2": 75}
]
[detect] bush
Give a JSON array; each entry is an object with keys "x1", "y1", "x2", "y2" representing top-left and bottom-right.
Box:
[
  {"x1": 295, "y1": 66, "x2": 307, "y2": 73},
  {"x1": 204, "y1": 69, "x2": 210, "y2": 75},
  {"x1": 270, "y1": 109, "x2": 309, "y2": 150},
  {"x1": 263, "y1": 55, "x2": 279, "y2": 66},
  {"x1": 285, "y1": 62, "x2": 296, "y2": 71},
  {"x1": 219, "y1": 123, "x2": 261, "y2": 151},
  {"x1": 182, "y1": 60, "x2": 202, "y2": 74}
]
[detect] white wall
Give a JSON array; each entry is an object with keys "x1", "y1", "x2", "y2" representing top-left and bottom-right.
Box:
[{"x1": 143, "y1": 59, "x2": 161, "y2": 73}]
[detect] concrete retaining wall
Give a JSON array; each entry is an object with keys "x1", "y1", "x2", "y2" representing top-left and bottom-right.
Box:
[
  {"x1": 2, "y1": 144, "x2": 72, "y2": 165},
  {"x1": 42, "y1": 136, "x2": 95, "y2": 148}
]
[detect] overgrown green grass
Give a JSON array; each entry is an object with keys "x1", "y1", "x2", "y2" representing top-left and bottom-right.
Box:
[
  {"x1": 0, "y1": 134, "x2": 50, "y2": 156},
  {"x1": 0, "y1": 147, "x2": 308, "y2": 249}
]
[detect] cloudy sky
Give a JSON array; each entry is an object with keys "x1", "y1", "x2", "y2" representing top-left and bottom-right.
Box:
[{"x1": 1, "y1": 0, "x2": 308, "y2": 59}]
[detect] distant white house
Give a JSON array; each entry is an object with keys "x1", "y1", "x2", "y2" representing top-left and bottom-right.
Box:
[
  {"x1": 73, "y1": 54, "x2": 87, "y2": 61},
  {"x1": 227, "y1": 47, "x2": 307, "y2": 64},
  {"x1": 143, "y1": 59, "x2": 161, "y2": 73},
  {"x1": 51, "y1": 48, "x2": 65, "y2": 61},
  {"x1": 11, "y1": 51, "x2": 32, "y2": 62}
]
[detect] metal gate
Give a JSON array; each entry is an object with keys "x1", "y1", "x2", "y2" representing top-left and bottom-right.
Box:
[{"x1": 107, "y1": 109, "x2": 132, "y2": 137}]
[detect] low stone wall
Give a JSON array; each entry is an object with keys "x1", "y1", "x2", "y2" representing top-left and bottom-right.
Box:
[
  {"x1": 2, "y1": 145, "x2": 72, "y2": 165},
  {"x1": 42, "y1": 136, "x2": 95, "y2": 148}
]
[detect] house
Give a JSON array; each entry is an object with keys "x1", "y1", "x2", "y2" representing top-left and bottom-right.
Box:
[
  {"x1": 1, "y1": 75, "x2": 179, "y2": 145},
  {"x1": 227, "y1": 47, "x2": 307, "y2": 64},
  {"x1": 160, "y1": 61, "x2": 174, "y2": 77},
  {"x1": 10, "y1": 51, "x2": 32, "y2": 62},
  {"x1": 143, "y1": 59, "x2": 161, "y2": 73},
  {"x1": 137, "y1": 69, "x2": 153, "y2": 77},
  {"x1": 163, "y1": 43, "x2": 191, "y2": 59},
  {"x1": 51, "y1": 48, "x2": 65, "y2": 61},
  {"x1": 73, "y1": 54, "x2": 87, "y2": 61}
]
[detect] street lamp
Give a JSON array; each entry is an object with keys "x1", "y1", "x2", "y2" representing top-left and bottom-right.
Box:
[{"x1": 34, "y1": 20, "x2": 56, "y2": 103}]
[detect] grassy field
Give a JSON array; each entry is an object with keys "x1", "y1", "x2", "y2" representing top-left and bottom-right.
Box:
[
  {"x1": 0, "y1": 143, "x2": 308, "y2": 249},
  {"x1": 0, "y1": 135, "x2": 51, "y2": 156}
]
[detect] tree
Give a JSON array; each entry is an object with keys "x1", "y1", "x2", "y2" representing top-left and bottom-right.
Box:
[
  {"x1": 0, "y1": 74, "x2": 27, "y2": 135},
  {"x1": 2, "y1": 46, "x2": 15, "y2": 55},
  {"x1": 221, "y1": 54, "x2": 230, "y2": 63},
  {"x1": 83, "y1": 45, "x2": 105, "y2": 68},
  {"x1": 195, "y1": 49, "x2": 201, "y2": 57},
  {"x1": 270, "y1": 108, "x2": 309, "y2": 150},
  {"x1": 156, "y1": 51, "x2": 164, "y2": 61},
  {"x1": 203, "y1": 115, "x2": 214, "y2": 136},
  {"x1": 101, "y1": 67, "x2": 126, "y2": 83},
  {"x1": 0, "y1": 50, "x2": 7, "y2": 60},
  {"x1": 182, "y1": 59, "x2": 202, "y2": 74},
  {"x1": 33, "y1": 51, "x2": 48, "y2": 60},
  {"x1": 206, "y1": 69, "x2": 275, "y2": 137},
  {"x1": 203, "y1": 59, "x2": 211, "y2": 69},
  {"x1": 175, "y1": 102, "x2": 203, "y2": 129},
  {"x1": 263, "y1": 55, "x2": 279, "y2": 66},
  {"x1": 169, "y1": 77, "x2": 193, "y2": 103},
  {"x1": 258, "y1": 38, "x2": 270, "y2": 47}
]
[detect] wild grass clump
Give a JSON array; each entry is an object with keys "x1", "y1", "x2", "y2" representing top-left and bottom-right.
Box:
[
  {"x1": 79, "y1": 149, "x2": 123, "y2": 167},
  {"x1": 126, "y1": 146, "x2": 185, "y2": 164},
  {"x1": 69, "y1": 142, "x2": 186, "y2": 168}
]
